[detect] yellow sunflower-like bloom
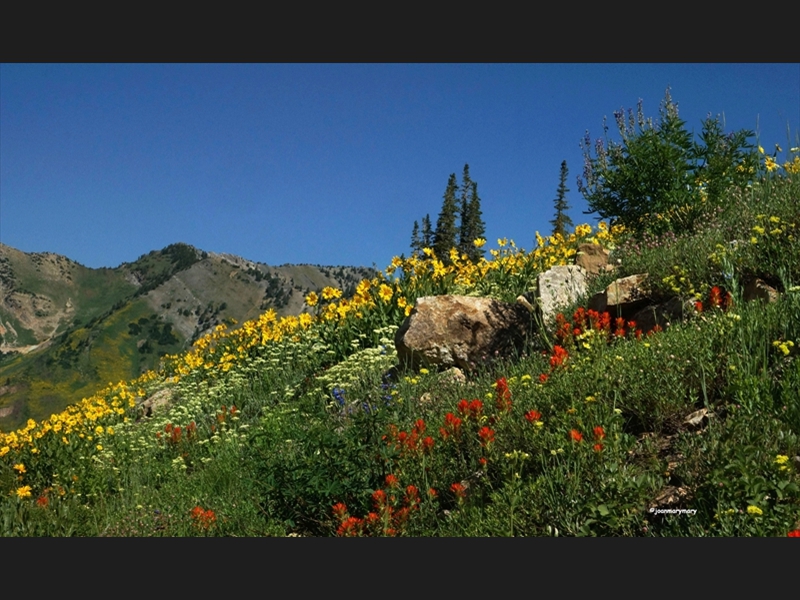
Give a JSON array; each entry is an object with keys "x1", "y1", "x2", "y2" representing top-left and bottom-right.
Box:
[
  {"x1": 305, "y1": 292, "x2": 319, "y2": 307},
  {"x1": 378, "y1": 284, "x2": 393, "y2": 303}
]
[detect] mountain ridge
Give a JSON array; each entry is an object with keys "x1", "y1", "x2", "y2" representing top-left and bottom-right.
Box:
[{"x1": 0, "y1": 241, "x2": 376, "y2": 431}]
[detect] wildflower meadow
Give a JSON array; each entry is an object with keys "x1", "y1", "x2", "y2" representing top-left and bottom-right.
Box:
[{"x1": 2, "y1": 123, "x2": 799, "y2": 536}]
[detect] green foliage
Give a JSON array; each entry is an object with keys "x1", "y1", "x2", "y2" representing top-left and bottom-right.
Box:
[
  {"x1": 459, "y1": 169, "x2": 486, "y2": 262},
  {"x1": 425, "y1": 165, "x2": 487, "y2": 264},
  {"x1": 433, "y1": 174, "x2": 460, "y2": 263},
  {"x1": 578, "y1": 88, "x2": 758, "y2": 238},
  {"x1": 550, "y1": 160, "x2": 574, "y2": 238}
]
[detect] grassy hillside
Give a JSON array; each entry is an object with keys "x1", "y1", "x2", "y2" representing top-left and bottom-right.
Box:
[
  {"x1": 0, "y1": 241, "x2": 375, "y2": 431},
  {"x1": 0, "y1": 148, "x2": 798, "y2": 536}
]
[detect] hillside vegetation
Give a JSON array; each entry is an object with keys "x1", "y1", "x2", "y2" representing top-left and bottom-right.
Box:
[
  {"x1": 0, "y1": 242, "x2": 374, "y2": 431},
  {"x1": 2, "y1": 99, "x2": 799, "y2": 536}
]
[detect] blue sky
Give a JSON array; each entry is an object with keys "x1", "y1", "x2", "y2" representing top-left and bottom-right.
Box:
[{"x1": 2, "y1": 64, "x2": 798, "y2": 272}]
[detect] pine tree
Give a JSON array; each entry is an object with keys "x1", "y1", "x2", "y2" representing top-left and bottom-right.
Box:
[
  {"x1": 550, "y1": 160, "x2": 574, "y2": 239},
  {"x1": 457, "y1": 164, "x2": 474, "y2": 257},
  {"x1": 421, "y1": 214, "x2": 434, "y2": 250},
  {"x1": 462, "y1": 181, "x2": 486, "y2": 261},
  {"x1": 434, "y1": 174, "x2": 459, "y2": 263},
  {"x1": 410, "y1": 220, "x2": 421, "y2": 257}
]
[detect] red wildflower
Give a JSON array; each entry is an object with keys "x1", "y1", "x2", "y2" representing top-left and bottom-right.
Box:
[
  {"x1": 788, "y1": 529, "x2": 800, "y2": 537},
  {"x1": 709, "y1": 286, "x2": 722, "y2": 308},
  {"x1": 428, "y1": 488, "x2": 438, "y2": 498},
  {"x1": 468, "y1": 399, "x2": 483, "y2": 419},
  {"x1": 478, "y1": 426, "x2": 495, "y2": 447},
  {"x1": 405, "y1": 485, "x2": 420, "y2": 506},
  {"x1": 627, "y1": 320, "x2": 637, "y2": 330},
  {"x1": 457, "y1": 399, "x2": 470, "y2": 416},
  {"x1": 695, "y1": 301, "x2": 703, "y2": 313},
  {"x1": 393, "y1": 506, "x2": 411, "y2": 526},
  {"x1": 573, "y1": 307, "x2": 586, "y2": 329},
  {"x1": 525, "y1": 409, "x2": 542, "y2": 423},
  {"x1": 337, "y1": 516, "x2": 364, "y2": 537},
  {"x1": 371, "y1": 490, "x2": 387, "y2": 510},
  {"x1": 385, "y1": 474, "x2": 400, "y2": 489},
  {"x1": 36, "y1": 495, "x2": 49, "y2": 508},
  {"x1": 451, "y1": 482, "x2": 467, "y2": 499},
  {"x1": 573, "y1": 327, "x2": 582, "y2": 337},
  {"x1": 555, "y1": 314, "x2": 573, "y2": 342},
  {"x1": 440, "y1": 412, "x2": 462, "y2": 440},
  {"x1": 190, "y1": 506, "x2": 217, "y2": 529},
  {"x1": 539, "y1": 373, "x2": 549, "y2": 384},
  {"x1": 170, "y1": 426, "x2": 182, "y2": 445},
  {"x1": 332, "y1": 502, "x2": 349, "y2": 520},
  {"x1": 421, "y1": 436, "x2": 435, "y2": 454},
  {"x1": 593, "y1": 443, "x2": 604, "y2": 452},
  {"x1": 550, "y1": 345, "x2": 569, "y2": 369},
  {"x1": 570, "y1": 429, "x2": 583, "y2": 442},
  {"x1": 593, "y1": 426, "x2": 606, "y2": 440},
  {"x1": 588, "y1": 309, "x2": 604, "y2": 331},
  {"x1": 496, "y1": 378, "x2": 512, "y2": 412},
  {"x1": 479, "y1": 457, "x2": 487, "y2": 466}
]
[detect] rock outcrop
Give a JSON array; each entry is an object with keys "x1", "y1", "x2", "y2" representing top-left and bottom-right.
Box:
[
  {"x1": 574, "y1": 243, "x2": 614, "y2": 276},
  {"x1": 394, "y1": 295, "x2": 532, "y2": 371},
  {"x1": 536, "y1": 265, "x2": 588, "y2": 326}
]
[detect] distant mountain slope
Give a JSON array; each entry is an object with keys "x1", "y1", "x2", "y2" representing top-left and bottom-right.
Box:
[{"x1": 0, "y1": 242, "x2": 375, "y2": 431}]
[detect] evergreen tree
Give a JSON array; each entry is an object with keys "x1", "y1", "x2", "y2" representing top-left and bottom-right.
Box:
[
  {"x1": 433, "y1": 174, "x2": 459, "y2": 263},
  {"x1": 457, "y1": 164, "x2": 474, "y2": 257},
  {"x1": 550, "y1": 160, "x2": 574, "y2": 238},
  {"x1": 410, "y1": 220, "x2": 422, "y2": 258},
  {"x1": 462, "y1": 181, "x2": 486, "y2": 261},
  {"x1": 421, "y1": 214, "x2": 434, "y2": 250}
]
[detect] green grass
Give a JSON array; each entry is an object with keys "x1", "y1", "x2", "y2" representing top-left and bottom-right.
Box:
[{"x1": 1, "y1": 168, "x2": 799, "y2": 537}]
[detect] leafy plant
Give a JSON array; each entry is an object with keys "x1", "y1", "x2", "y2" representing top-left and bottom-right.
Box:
[{"x1": 578, "y1": 88, "x2": 758, "y2": 238}]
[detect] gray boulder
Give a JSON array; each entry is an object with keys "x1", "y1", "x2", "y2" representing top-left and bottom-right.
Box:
[{"x1": 536, "y1": 265, "x2": 588, "y2": 326}]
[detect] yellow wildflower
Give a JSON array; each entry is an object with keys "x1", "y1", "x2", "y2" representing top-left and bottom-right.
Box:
[
  {"x1": 305, "y1": 291, "x2": 319, "y2": 307},
  {"x1": 322, "y1": 287, "x2": 342, "y2": 300},
  {"x1": 765, "y1": 156, "x2": 779, "y2": 172},
  {"x1": 13, "y1": 463, "x2": 26, "y2": 474},
  {"x1": 473, "y1": 238, "x2": 486, "y2": 248},
  {"x1": 15, "y1": 486, "x2": 32, "y2": 499},
  {"x1": 746, "y1": 505, "x2": 763, "y2": 516},
  {"x1": 775, "y1": 455, "x2": 790, "y2": 471}
]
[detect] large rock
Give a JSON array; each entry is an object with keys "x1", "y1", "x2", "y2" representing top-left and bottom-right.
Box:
[
  {"x1": 742, "y1": 276, "x2": 779, "y2": 304},
  {"x1": 394, "y1": 295, "x2": 532, "y2": 371},
  {"x1": 574, "y1": 243, "x2": 614, "y2": 275},
  {"x1": 536, "y1": 265, "x2": 588, "y2": 326},
  {"x1": 589, "y1": 273, "x2": 650, "y2": 314}
]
